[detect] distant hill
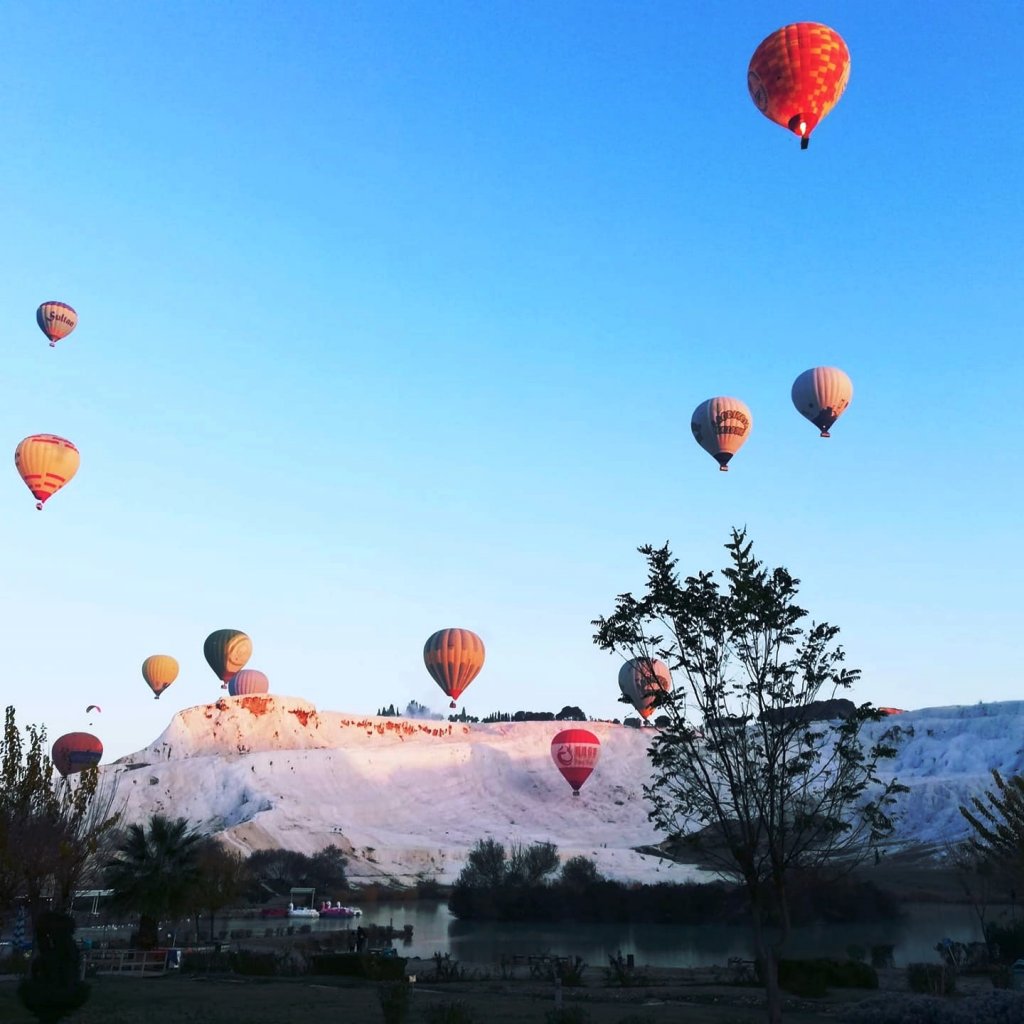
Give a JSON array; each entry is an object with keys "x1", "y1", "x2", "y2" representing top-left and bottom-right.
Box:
[{"x1": 100, "y1": 695, "x2": 1024, "y2": 887}]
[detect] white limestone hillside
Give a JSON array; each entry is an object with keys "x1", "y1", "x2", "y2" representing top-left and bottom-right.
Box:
[{"x1": 99, "y1": 696, "x2": 1024, "y2": 887}]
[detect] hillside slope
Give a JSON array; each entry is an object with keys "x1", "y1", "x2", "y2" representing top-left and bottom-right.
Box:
[{"x1": 101, "y1": 697, "x2": 1024, "y2": 886}]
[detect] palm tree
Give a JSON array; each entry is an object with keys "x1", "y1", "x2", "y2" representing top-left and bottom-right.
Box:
[{"x1": 103, "y1": 814, "x2": 202, "y2": 949}]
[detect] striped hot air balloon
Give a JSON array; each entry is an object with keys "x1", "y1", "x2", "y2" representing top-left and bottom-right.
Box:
[
  {"x1": 618, "y1": 658, "x2": 672, "y2": 719},
  {"x1": 36, "y1": 301, "x2": 78, "y2": 347},
  {"x1": 204, "y1": 629, "x2": 252, "y2": 689},
  {"x1": 747, "y1": 23, "x2": 850, "y2": 148},
  {"x1": 423, "y1": 628, "x2": 485, "y2": 708},
  {"x1": 690, "y1": 397, "x2": 752, "y2": 471},
  {"x1": 228, "y1": 669, "x2": 269, "y2": 696},
  {"x1": 550, "y1": 728, "x2": 601, "y2": 796},
  {"x1": 15, "y1": 434, "x2": 80, "y2": 509},
  {"x1": 142, "y1": 655, "x2": 179, "y2": 699},
  {"x1": 791, "y1": 367, "x2": 853, "y2": 438}
]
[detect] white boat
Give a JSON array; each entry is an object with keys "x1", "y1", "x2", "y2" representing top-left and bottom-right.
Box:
[{"x1": 287, "y1": 903, "x2": 320, "y2": 919}]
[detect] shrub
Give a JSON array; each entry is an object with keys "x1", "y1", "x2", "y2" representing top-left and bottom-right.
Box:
[
  {"x1": 840, "y1": 990, "x2": 1024, "y2": 1024},
  {"x1": 545, "y1": 1009, "x2": 591, "y2": 1024},
  {"x1": 985, "y1": 919, "x2": 1024, "y2": 964},
  {"x1": 906, "y1": 962, "x2": 955, "y2": 995},
  {"x1": 378, "y1": 981, "x2": 411, "y2": 1024},
  {"x1": 604, "y1": 952, "x2": 649, "y2": 988},
  {"x1": 429, "y1": 952, "x2": 465, "y2": 982},
  {"x1": 230, "y1": 950, "x2": 279, "y2": 976},
  {"x1": 554, "y1": 956, "x2": 587, "y2": 987},
  {"x1": 309, "y1": 952, "x2": 407, "y2": 980},
  {"x1": 423, "y1": 1001, "x2": 477, "y2": 1024},
  {"x1": 775, "y1": 958, "x2": 878, "y2": 997}
]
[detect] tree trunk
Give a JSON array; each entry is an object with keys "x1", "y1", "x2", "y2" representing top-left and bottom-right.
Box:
[
  {"x1": 137, "y1": 914, "x2": 159, "y2": 950},
  {"x1": 750, "y1": 902, "x2": 782, "y2": 1024}
]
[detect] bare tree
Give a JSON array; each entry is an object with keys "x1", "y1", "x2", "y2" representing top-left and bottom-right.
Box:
[{"x1": 593, "y1": 529, "x2": 904, "y2": 1024}]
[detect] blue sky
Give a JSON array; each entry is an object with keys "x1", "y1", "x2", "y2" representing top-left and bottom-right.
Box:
[{"x1": 0, "y1": 2, "x2": 1021, "y2": 760}]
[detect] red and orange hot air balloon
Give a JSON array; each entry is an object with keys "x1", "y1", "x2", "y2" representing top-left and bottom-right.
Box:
[
  {"x1": 15, "y1": 434, "x2": 80, "y2": 509},
  {"x1": 51, "y1": 732, "x2": 103, "y2": 778},
  {"x1": 550, "y1": 728, "x2": 601, "y2": 796},
  {"x1": 423, "y1": 628, "x2": 485, "y2": 708},
  {"x1": 747, "y1": 23, "x2": 850, "y2": 149},
  {"x1": 36, "y1": 301, "x2": 78, "y2": 348}
]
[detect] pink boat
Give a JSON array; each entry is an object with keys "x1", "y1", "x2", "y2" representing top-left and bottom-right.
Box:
[{"x1": 319, "y1": 902, "x2": 362, "y2": 918}]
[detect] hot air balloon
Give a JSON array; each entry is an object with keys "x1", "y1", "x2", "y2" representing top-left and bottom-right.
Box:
[
  {"x1": 15, "y1": 434, "x2": 80, "y2": 509},
  {"x1": 618, "y1": 658, "x2": 672, "y2": 720},
  {"x1": 142, "y1": 655, "x2": 179, "y2": 699},
  {"x1": 52, "y1": 732, "x2": 102, "y2": 778},
  {"x1": 423, "y1": 628, "x2": 485, "y2": 708},
  {"x1": 36, "y1": 301, "x2": 78, "y2": 348},
  {"x1": 791, "y1": 367, "x2": 853, "y2": 438},
  {"x1": 690, "y1": 397, "x2": 752, "y2": 471},
  {"x1": 747, "y1": 23, "x2": 850, "y2": 149},
  {"x1": 551, "y1": 728, "x2": 600, "y2": 796},
  {"x1": 204, "y1": 630, "x2": 252, "y2": 689},
  {"x1": 228, "y1": 669, "x2": 269, "y2": 696}
]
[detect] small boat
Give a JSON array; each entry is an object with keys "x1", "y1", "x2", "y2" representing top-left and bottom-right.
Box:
[
  {"x1": 287, "y1": 902, "x2": 320, "y2": 919},
  {"x1": 319, "y1": 902, "x2": 363, "y2": 918},
  {"x1": 260, "y1": 907, "x2": 288, "y2": 919}
]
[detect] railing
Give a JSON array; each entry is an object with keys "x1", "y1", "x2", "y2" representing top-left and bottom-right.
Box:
[{"x1": 84, "y1": 948, "x2": 178, "y2": 976}]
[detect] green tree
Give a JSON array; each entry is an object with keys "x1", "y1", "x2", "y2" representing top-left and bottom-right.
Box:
[
  {"x1": 960, "y1": 769, "x2": 1024, "y2": 889},
  {"x1": 0, "y1": 706, "x2": 119, "y2": 920},
  {"x1": 559, "y1": 855, "x2": 603, "y2": 893},
  {"x1": 103, "y1": 814, "x2": 202, "y2": 948},
  {"x1": 593, "y1": 529, "x2": 904, "y2": 1024},
  {"x1": 190, "y1": 839, "x2": 248, "y2": 940}
]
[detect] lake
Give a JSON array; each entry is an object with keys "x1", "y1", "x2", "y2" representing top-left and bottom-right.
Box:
[{"x1": 209, "y1": 900, "x2": 991, "y2": 968}]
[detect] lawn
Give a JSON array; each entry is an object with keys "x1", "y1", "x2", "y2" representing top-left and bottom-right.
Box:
[{"x1": 0, "y1": 969, "x2": 878, "y2": 1024}]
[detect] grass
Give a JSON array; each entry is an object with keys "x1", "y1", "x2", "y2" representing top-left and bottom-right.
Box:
[{"x1": 0, "y1": 971, "x2": 887, "y2": 1024}]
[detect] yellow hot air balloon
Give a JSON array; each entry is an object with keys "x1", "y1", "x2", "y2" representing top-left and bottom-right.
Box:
[
  {"x1": 142, "y1": 655, "x2": 179, "y2": 699},
  {"x1": 690, "y1": 398, "x2": 752, "y2": 471},
  {"x1": 15, "y1": 434, "x2": 80, "y2": 509},
  {"x1": 791, "y1": 367, "x2": 853, "y2": 438}
]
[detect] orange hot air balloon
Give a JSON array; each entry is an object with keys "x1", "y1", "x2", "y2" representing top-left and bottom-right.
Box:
[
  {"x1": 142, "y1": 655, "x2": 179, "y2": 699},
  {"x1": 747, "y1": 23, "x2": 850, "y2": 149},
  {"x1": 36, "y1": 301, "x2": 78, "y2": 348},
  {"x1": 15, "y1": 434, "x2": 80, "y2": 509},
  {"x1": 52, "y1": 732, "x2": 103, "y2": 778},
  {"x1": 551, "y1": 728, "x2": 600, "y2": 796},
  {"x1": 423, "y1": 628, "x2": 485, "y2": 708},
  {"x1": 204, "y1": 630, "x2": 252, "y2": 689},
  {"x1": 690, "y1": 397, "x2": 752, "y2": 471}
]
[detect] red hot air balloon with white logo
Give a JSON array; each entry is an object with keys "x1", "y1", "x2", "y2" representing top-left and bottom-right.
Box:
[
  {"x1": 791, "y1": 367, "x2": 853, "y2": 438},
  {"x1": 423, "y1": 628, "x2": 485, "y2": 708},
  {"x1": 550, "y1": 729, "x2": 600, "y2": 796},
  {"x1": 36, "y1": 301, "x2": 78, "y2": 348}
]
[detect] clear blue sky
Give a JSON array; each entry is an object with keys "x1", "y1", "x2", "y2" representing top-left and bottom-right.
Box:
[{"x1": 0, "y1": 2, "x2": 1021, "y2": 761}]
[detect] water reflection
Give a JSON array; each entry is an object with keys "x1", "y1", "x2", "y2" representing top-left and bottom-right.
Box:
[
  {"x1": 352, "y1": 901, "x2": 986, "y2": 968},
  {"x1": 77, "y1": 900, "x2": 986, "y2": 969}
]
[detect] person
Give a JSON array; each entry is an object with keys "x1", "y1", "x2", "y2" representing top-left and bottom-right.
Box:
[{"x1": 356, "y1": 926, "x2": 367, "y2": 952}]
